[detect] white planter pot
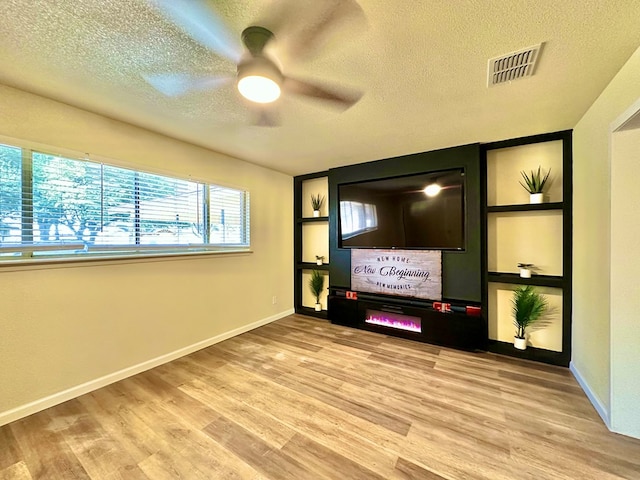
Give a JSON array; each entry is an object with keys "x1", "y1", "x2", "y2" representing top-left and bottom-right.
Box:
[
  {"x1": 514, "y1": 336, "x2": 527, "y2": 350},
  {"x1": 316, "y1": 259, "x2": 323, "y2": 265},
  {"x1": 519, "y1": 268, "x2": 531, "y2": 278},
  {"x1": 313, "y1": 210, "x2": 320, "y2": 217},
  {"x1": 530, "y1": 193, "x2": 544, "y2": 204},
  {"x1": 314, "y1": 303, "x2": 322, "y2": 312}
]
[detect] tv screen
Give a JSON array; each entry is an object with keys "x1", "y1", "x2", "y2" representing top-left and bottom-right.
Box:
[{"x1": 338, "y1": 168, "x2": 465, "y2": 250}]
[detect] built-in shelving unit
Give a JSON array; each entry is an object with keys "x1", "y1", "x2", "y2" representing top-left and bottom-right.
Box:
[
  {"x1": 294, "y1": 172, "x2": 329, "y2": 319},
  {"x1": 486, "y1": 202, "x2": 563, "y2": 213},
  {"x1": 482, "y1": 130, "x2": 572, "y2": 366},
  {"x1": 293, "y1": 132, "x2": 571, "y2": 367},
  {"x1": 297, "y1": 216, "x2": 329, "y2": 223},
  {"x1": 486, "y1": 272, "x2": 563, "y2": 288}
]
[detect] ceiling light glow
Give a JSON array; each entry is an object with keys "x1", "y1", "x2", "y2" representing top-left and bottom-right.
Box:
[
  {"x1": 237, "y1": 75, "x2": 281, "y2": 103},
  {"x1": 423, "y1": 183, "x2": 442, "y2": 197}
]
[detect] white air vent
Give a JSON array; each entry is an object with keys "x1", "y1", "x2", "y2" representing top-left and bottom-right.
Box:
[{"x1": 487, "y1": 43, "x2": 543, "y2": 86}]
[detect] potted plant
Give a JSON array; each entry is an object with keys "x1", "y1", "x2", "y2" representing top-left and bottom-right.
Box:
[
  {"x1": 309, "y1": 269, "x2": 325, "y2": 311},
  {"x1": 315, "y1": 255, "x2": 325, "y2": 266},
  {"x1": 512, "y1": 285, "x2": 548, "y2": 350},
  {"x1": 519, "y1": 166, "x2": 550, "y2": 204},
  {"x1": 310, "y1": 193, "x2": 325, "y2": 217},
  {"x1": 517, "y1": 263, "x2": 534, "y2": 278}
]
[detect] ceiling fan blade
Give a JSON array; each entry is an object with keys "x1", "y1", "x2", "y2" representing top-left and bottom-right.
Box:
[
  {"x1": 261, "y1": 0, "x2": 365, "y2": 61},
  {"x1": 149, "y1": 0, "x2": 242, "y2": 63},
  {"x1": 143, "y1": 73, "x2": 233, "y2": 97},
  {"x1": 283, "y1": 77, "x2": 362, "y2": 109}
]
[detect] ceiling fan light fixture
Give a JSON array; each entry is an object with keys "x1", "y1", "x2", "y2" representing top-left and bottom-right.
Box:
[
  {"x1": 423, "y1": 183, "x2": 442, "y2": 197},
  {"x1": 238, "y1": 75, "x2": 281, "y2": 103},
  {"x1": 237, "y1": 57, "x2": 282, "y2": 104}
]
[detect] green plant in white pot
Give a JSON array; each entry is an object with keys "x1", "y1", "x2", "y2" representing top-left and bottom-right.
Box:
[
  {"x1": 512, "y1": 285, "x2": 548, "y2": 350},
  {"x1": 517, "y1": 263, "x2": 534, "y2": 278},
  {"x1": 519, "y1": 166, "x2": 550, "y2": 204},
  {"x1": 310, "y1": 193, "x2": 325, "y2": 217},
  {"x1": 309, "y1": 270, "x2": 325, "y2": 311}
]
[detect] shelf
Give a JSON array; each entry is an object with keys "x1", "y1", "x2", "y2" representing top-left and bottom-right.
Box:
[
  {"x1": 296, "y1": 307, "x2": 328, "y2": 319},
  {"x1": 298, "y1": 262, "x2": 330, "y2": 270},
  {"x1": 488, "y1": 272, "x2": 564, "y2": 288},
  {"x1": 487, "y1": 202, "x2": 563, "y2": 213},
  {"x1": 297, "y1": 216, "x2": 328, "y2": 223},
  {"x1": 487, "y1": 340, "x2": 569, "y2": 367}
]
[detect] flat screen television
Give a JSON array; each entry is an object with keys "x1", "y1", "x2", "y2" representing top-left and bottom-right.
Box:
[{"x1": 338, "y1": 168, "x2": 465, "y2": 250}]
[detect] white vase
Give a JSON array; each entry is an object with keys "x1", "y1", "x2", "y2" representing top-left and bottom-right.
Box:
[
  {"x1": 530, "y1": 193, "x2": 543, "y2": 204},
  {"x1": 519, "y1": 268, "x2": 531, "y2": 278},
  {"x1": 316, "y1": 259, "x2": 323, "y2": 265},
  {"x1": 313, "y1": 210, "x2": 320, "y2": 217},
  {"x1": 314, "y1": 303, "x2": 322, "y2": 312},
  {"x1": 514, "y1": 336, "x2": 527, "y2": 350}
]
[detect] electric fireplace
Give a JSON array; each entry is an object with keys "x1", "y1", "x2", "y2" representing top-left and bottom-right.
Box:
[{"x1": 364, "y1": 309, "x2": 422, "y2": 333}]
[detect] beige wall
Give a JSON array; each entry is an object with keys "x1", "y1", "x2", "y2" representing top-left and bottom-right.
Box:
[
  {"x1": 610, "y1": 126, "x2": 640, "y2": 438},
  {"x1": 573, "y1": 45, "x2": 640, "y2": 428},
  {"x1": 0, "y1": 85, "x2": 293, "y2": 420}
]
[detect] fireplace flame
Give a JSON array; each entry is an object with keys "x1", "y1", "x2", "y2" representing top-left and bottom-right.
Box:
[{"x1": 365, "y1": 310, "x2": 421, "y2": 333}]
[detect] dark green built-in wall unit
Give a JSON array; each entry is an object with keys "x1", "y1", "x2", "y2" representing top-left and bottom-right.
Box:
[
  {"x1": 328, "y1": 143, "x2": 482, "y2": 303},
  {"x1": 294, "y1": 131, "x2": 572, "y2": 366}
]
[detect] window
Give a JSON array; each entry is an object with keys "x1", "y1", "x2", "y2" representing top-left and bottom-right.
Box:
[
  {"x1": 339, "y1": 200, "x2": 378, "y2": 238},
  {"x1": 0, "y1": 143, "x2": 250, "y2": 260}
]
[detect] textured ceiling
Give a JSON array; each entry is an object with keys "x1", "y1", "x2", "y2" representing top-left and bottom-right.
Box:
[{"x1": 1, "y1": 0, "x2": 639, "y2": 175}]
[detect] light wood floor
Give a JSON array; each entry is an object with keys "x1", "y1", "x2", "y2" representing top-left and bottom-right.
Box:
[{"x1": 2, "y1": 314, "x2": 640, "y2": 479}]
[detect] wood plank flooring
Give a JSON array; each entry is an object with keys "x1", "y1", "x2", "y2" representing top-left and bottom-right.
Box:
[{"x1": 2, "y1": 314, "x2": 640, "y2": 479}]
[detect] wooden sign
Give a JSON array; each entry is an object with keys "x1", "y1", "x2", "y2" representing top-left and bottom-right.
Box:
[{"x1": 351, "y1": 249, "x2": 442, "y2": 300}]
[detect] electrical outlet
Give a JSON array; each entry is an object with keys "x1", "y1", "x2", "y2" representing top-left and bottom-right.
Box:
[{"x1": 272, "y1": 296, "x2": 277, "y2": 305}]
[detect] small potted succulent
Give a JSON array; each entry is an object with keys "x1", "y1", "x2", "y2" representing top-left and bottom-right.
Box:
[
  {"x1": 519, "y1": 166, "x2": 550, "y2": 204},
  {"x1": 309, "y1": 270, "x2": 325, "y2": 311},
  {"x1": 512, "y1": 285, "x2": 548, "y2": 350},
  {"x1": 517, "y1": 263, "x2": 534, "y2": 278},
  {"x1": 310, "y1": 193, "x2": 325, "y2": 217},
  {"x1": 315, "y1": 255, "x2": 325, "y2": 266}
]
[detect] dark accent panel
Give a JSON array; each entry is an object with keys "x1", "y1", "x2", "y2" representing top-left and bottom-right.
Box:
[
  {"x1": 327, "y1": 295, "x2": 358, "y2": 327},
  {"x1": 328, "y1": 143, "x2": 482, "y2": 302}
]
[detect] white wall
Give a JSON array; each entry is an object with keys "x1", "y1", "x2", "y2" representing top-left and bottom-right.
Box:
[
  {"x1": 573, "y1": 44, "x2": 640, "y2": 435},
  {"x1": 0, "y1": 84, "x2": 293, "y2": 423}
]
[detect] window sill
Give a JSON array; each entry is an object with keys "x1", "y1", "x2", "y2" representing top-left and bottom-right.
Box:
[{"x1": 0, "y1": 248, "x2": 253, "y2": 270}]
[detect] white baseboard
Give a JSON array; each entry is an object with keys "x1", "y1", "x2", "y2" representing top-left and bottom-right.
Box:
[
  {"x1": 0, "y1": 309, "x2": 294, "y2": 427},
  {"x1": 570, "y1": 361, "x2": 611, "y2": 428}
]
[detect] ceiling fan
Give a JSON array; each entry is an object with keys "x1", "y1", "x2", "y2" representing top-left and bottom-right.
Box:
[{"x1": 145, "y1": 0, "x2": 365, "y2": 125}]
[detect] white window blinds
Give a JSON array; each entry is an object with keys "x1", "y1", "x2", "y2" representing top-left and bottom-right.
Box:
[
  {"x1": 339, "y1": 200, "x2": 377, "y2": 238},
  {"x1": 0, "y1": 143, "x2": 250, "y2": 259}
]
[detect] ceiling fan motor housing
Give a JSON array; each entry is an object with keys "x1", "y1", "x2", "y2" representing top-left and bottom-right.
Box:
[
  {"x1": 241, "y1": 26, "x2": 274, "y2": 56},
  {"x1": 237, "y1": 55, "x2": 283, "y2": 85}
]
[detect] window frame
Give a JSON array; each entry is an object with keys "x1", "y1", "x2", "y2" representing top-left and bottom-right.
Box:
[
  {"x1": 339, "y1": 200, "x2": 378, "y2": 240},
  {"x1": 0, "y1": 142, "x2": 251, "y2": 265}
]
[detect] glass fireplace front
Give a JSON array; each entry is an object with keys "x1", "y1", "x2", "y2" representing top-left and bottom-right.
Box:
[{"x1": 364, "y1": 309, "x2": 422, "y2": 333}]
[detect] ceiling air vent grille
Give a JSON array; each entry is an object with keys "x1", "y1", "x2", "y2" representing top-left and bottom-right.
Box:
[{"x1": 488, "y1": 43, "x2": 543, "y2": 86}]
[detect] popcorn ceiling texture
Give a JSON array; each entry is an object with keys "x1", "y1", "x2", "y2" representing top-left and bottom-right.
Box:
[{"x1": 0, "y1": 0, "x2": 639, "y2": 175}]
